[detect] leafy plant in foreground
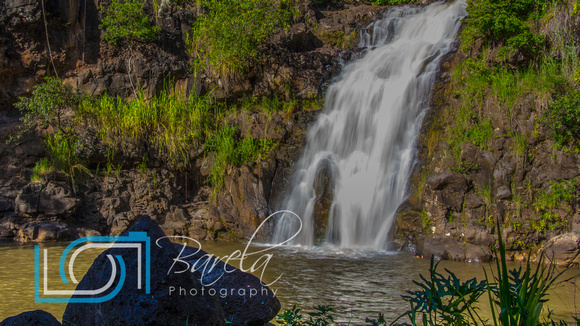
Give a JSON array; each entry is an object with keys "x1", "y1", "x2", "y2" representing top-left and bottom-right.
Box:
[
  {"x1": 276, "y1": 305, "x2": 335, "y2": 326},
  {"x1": 394, "y1": 256, "x2": 487, "y2": 325},
  {"x1": 391, "y1": 216, "x2": 569, "y2": 325},
  {"x1": 484, "y1": 222, "x2": 565, "y2": 326}
]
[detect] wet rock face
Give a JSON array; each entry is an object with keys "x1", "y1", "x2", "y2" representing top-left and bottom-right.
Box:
[
  {"x1": 313, "y1": 158, "x2": 336, "y2": 237},
  {"x1": 0, "y1": 309, "x2": 62, "y2": 326}
]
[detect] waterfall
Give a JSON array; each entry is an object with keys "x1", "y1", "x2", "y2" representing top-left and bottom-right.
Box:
[{"x1": 272, "y1": 0, "x2": 467, "y2": 250}]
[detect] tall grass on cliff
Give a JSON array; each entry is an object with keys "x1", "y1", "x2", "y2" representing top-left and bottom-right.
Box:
[
  {"x1": 448, "y1": 0, "x2": 579, "y2": 154},
  {"x1": 205, "y1": 123, "x2": 278, "y2": 200},
  {"x1": 78, "y1": 88, "x2": 214, "y2": 169}
]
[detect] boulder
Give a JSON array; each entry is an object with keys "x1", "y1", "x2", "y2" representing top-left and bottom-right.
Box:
[
  {"x1": 174, "y1": 244, "x2": 281, "y2": 326},
  {"x1": 537, "y1": 231, "x2": 580, "y2": 267},
  {"x1": 63, "y1": 216, "x2": 225, "y2": 326},
  {"x1": 15, "y1": 221, "x2": 71, "y2": 242},
  {"x1": 419, "y1": 237, "x2": 492, "y2": 262},
  {"x1": 0, "y1": 310, "x2": 62, "y2": 326},
  {"x1": 63, "y1": 215, "x2": 281, "y2": 325},
  {"x1": 15, "y1": 182, "x2": 81, "y2": 218}
]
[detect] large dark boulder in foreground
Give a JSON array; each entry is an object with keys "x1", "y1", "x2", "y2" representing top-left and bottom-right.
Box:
[
  {"x1": 0, "y1": 310, "x2": 62, "y2": 326},
  {"x1": 62, "y1": 216, "x2": 225, "y2": 326},
  {"x1": 174, "y1": 244, "x2": 281, "y2": 326},
  {"x1": 63, "y1": 215, "x2": 281, "y2": 326}
]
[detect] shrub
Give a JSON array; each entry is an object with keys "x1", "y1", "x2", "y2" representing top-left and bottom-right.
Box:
[
  {"x1": 532, "y1": 179, "x2": 577, "y2": 231},
  {"x1": 276, "y1": 305, "x2": 335, "y2": 326},
  {"x1": 187, "y1": 0, "x2": 288, "y2": 76},
  {"x1": 15, "y1": 77, "x2": 89, "y2": 187},
  {"x1": 99, "y1": 0, "x2": 159, "y2": 46},
  {"x1": 391, "y1": 224, "x2": 566, "y2": 326},
  {"x1": 15, "y1": 77, "x2": 81, "y2": 134},
  {"x1": 462, "y1": 0, "x2": 548, "y2": 60},
  {"x1": 544, "y1": 89, "x2": 580, "y2": 148}
]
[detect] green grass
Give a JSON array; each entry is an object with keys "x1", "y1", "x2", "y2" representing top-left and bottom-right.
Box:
[
  {"x1": 532, "y1": 179, "x2": 577, "y2": 232},
  {"x1": 79, "y1": 89, "x2": 215, "y2": 169},
  {"x1": 205, "y1": 125, "x2": 278, "y2": 200},
  {"x1": 31, "y1": 158, "x2": 54, "y2": 182}
]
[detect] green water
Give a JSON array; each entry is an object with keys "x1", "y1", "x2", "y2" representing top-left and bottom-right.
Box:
[{"x1": 0, "y1": 241, "x2": 578, "y2": 323}]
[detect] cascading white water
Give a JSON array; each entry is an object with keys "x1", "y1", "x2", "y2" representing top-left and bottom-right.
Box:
[{"x1": 273, "y1": 0, "x2": 467, "y2": 250}]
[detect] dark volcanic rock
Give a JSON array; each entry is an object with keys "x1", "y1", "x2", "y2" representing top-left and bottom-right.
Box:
[
  {"x1": 0, "y1": 310, "x2": 62, "y2": 326},
  {"x1": 63, "y1": 216, "x2": 225, "y2": 326},
  {"x1": 174, "y1": 243, "x2": 281, "y2": 326},
  {"x1": 63, "y1": 215, "x2": 280, "y2": 326},
  {"x1": 538, "y1": 230, "x2": 580, "y2": 267},
  {"x1": 15, "y1": 182, "x2": 81, "y2": 218},
  {"x1": 419, "y1": 237, "x2": 493, "y2": 262}
]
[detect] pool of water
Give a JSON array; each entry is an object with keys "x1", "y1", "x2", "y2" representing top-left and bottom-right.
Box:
[{"x1": 0, "y1": 240, "x2": 578, "y2": 323}]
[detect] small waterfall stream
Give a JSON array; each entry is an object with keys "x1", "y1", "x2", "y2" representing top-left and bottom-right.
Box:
[{"x1": 272, "y1": 0, "x2": 467, "y2": 250}]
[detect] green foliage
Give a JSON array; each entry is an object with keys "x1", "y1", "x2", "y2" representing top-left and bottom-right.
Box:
[
  {"x1": 419, "y1": 210, "x2": 431, "y2": 229},
  {"x1": 237, "y1": 95, "x2": 297, "y2": 115},
  {"x1": 79, "y1": 89, "x2": 214, "y2": 169},
  {"x1": 395, "y1": 256, "x2": 487, "y2": 326},
  {"x1": 205, "y1": 126, "x2": 277, "y2": 199},
  {"x1": 485, "y1": 224, "x2": 564, "y2": 326},
  {"x1": 99, "y1": 0, "x2": 159, "y2": 45},
  {"x1": 532, "y1": 179, "x2": 577, "y2": 232},
  {"x1": 573, "y1": 1, "x2": 580, "y2": 16},
  {"x1": 15, "y1": 77, "x2": 81, "y2": 134},
  {"x1": 448, "y1": 54, "x2": 565, "y2": 158},
  {"x1": 31, "y1": 158, "x2": 54, "y2": 183},
  {"x1": 45, "y1": 132, "x2": 80, "y2": 173},
  {"x1": 318, "y1": 30, "x2": 358, "y2": 50},
  {"x1": 544, "y1": 89, "x2": 580, "y2": 148},
  {"x1": 462, "y1": 0, "x2": 547, "y2": 60},
  {"x1": 276, "y1": 305, "x2": 335, "y2": 326},
  {"x1": 393, "y1": 225, "x2": 567, "y2": 326},
  {"x1": 14, "y1": 77, "x2": 89, "y2": 188},
  {"x1": 187, "y1": 0, "x2": 288, "y2": 76},
  {"x1": 138, "y1": 155, "x2": 148, "y2": 176}
]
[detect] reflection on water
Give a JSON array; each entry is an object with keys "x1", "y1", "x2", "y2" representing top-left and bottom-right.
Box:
[{"x1": 0, "y1": 241, "x2": 579, "y2": 323}]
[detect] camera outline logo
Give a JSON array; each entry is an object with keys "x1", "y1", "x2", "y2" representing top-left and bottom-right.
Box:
[{"x1": 34, "y1": 232, "x2": 151, "y2": 303}]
